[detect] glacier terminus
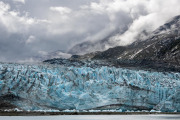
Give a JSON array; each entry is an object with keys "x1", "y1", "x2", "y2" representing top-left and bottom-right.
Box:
[{"x1": 0, "y1": 62, "x2": 180, "y2": 112}]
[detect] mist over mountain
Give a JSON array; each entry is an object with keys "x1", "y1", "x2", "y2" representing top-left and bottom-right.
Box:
[
  {"x1": 68, "y1": 29, "x2": 150, "y2": 55},
  {"x1": 45, "y1": 15, "x2": 180, "y2": 72},
  {"x1": 32, "y1": 50, "x2": 71, "y2": 62},
  {"x1": 92, "y1": 15, "x2": 180, "y2": 61},
  {"x1": 1, "y1": 0, "x2": 180, "y2": 62}
]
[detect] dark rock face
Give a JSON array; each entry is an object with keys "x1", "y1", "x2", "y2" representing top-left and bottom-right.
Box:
[
  {"x1": 92, "y1": 36, "x2": 180, "y2": 71},
  {"x1": 0, "y1": 102, "x2": 17, "y2": 110},
  {"x1": 0, "y1": 94, "x2": 21, "y2": 110}
]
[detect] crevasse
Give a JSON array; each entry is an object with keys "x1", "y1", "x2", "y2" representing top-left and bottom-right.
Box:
[{"x1": 0, "y1": 63, "x2": 180, "y2": 112}]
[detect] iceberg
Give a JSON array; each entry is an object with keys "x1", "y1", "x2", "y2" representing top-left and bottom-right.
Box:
[{"x1": 0, "y1": 62, "x2": 180, "y2": 112}]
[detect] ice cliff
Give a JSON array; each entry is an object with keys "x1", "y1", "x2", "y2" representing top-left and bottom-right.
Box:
[{"x1": 0, "y1": 62, "x2": 180, "y2": 112}]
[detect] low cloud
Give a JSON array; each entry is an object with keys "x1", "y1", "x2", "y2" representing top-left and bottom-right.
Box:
[
  {"x1": 26, "y1": 35, "x2": 36, "y2": 44},
  {"x1": 50, "y1": 6, "x2": 72, "y2": 14},
  {"x1": 109, "y1": 0, "x2": 180, "y2": 46},
  {"x1": 0, "y1": 0, "x2": 180, "y2": 62},
  {"x1": 12, "y1": 0, "x2": 25, "y2": 4}
]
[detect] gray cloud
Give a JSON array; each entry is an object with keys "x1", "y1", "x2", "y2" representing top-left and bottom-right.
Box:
[{"x1": 0, "y1": 0, "x2": 180, "y2": 62}]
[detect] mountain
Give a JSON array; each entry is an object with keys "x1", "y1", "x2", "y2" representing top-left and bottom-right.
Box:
[
  {"x1": 66, "y1": 15, "x2": 180, "y2": 71},
  {"x1": 43, "y1": 15, "x2": 180, "y2": 72},
  {"x1": 33, "y1": 50, "x2": 72, "y2": 61},
  {"x1": 68, "y1": 26, "x2": 151, "y2": 55},
  {"x1": 68, "y1": 33, "x2": 120, "y2": 55},
  {"x1": 92, "y1": 15, "x2": 180, "y2": 59},
  {"x1": 68, "y1": 39, "x2": 112, "y2": 55},
  {"x1": 68, "y1": 26, "x2": 132, "y2": 55}
]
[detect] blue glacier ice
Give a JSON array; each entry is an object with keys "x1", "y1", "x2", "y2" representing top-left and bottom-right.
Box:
[{"x1": 0, "y1": 62, "x2": 180, "y2": 112}]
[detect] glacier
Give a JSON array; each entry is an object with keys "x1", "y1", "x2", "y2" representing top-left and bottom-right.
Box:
[{"x1": 0, "y1": 62, "x2": 180, "y2": 112}]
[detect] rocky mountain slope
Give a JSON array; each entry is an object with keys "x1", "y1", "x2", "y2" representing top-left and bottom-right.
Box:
[
  {"x1": 93, "y1": 15, "x2": 180, "y2": 61},
  {"x1": 65, "y1": 15, "x2": 180, "y2": 72},
  {"x1": 68, "y1": 30, "x2": 149, "y2": 55}
]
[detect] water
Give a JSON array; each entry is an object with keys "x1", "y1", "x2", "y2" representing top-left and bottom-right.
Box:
[{"x1": 0, "y1": 115, "x2": 180, "y2": 120}]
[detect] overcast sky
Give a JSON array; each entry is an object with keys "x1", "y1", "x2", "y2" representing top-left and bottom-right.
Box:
[{"x1": 0, "y1": 0, "x2": 180, "y2": 62}]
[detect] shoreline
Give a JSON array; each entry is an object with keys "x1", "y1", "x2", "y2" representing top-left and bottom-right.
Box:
[{"x1": 0, "y1": 112, "x2": 180, "y2": 116}]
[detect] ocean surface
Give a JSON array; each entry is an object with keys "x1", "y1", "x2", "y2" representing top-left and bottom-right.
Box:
[{"x1": 0, "y1": 115, "x2": 180, "y2": 120}]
